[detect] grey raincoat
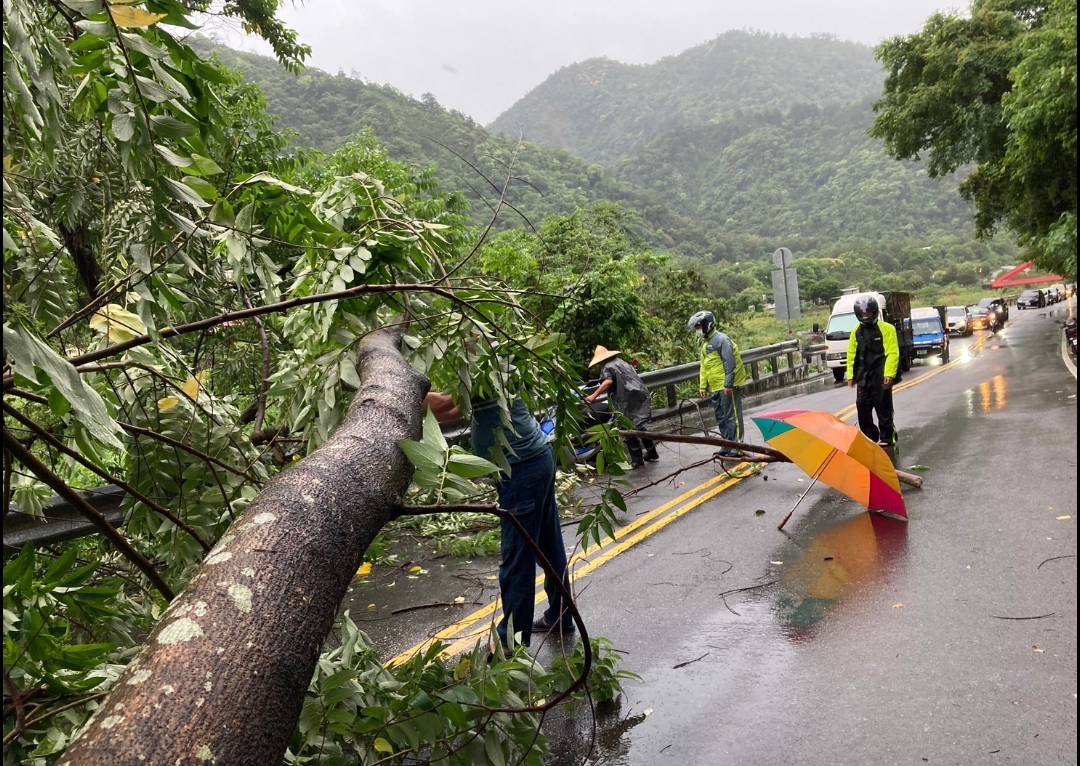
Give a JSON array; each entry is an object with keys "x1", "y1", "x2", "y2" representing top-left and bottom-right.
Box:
[{"x1": 599, "y1": 357, "x2": 652, "y2": 428}]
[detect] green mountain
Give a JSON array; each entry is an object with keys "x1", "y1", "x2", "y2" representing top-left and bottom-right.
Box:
[
  {"x1": 488, "y1": 31, "x2": 886, "y2": 165},
  {"x1": 197, "y1": 40, "x2": 690, "y2": 237},
  {"x1": 202, "y1": 34, "x2": 982, "y2": 262}
]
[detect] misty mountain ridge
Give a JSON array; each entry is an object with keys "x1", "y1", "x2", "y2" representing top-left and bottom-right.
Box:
[
  {"x1": 202, "y1": 31, "x2": 974, "y2": 260},
  {"x1": 487, "y1": 30, "x2": 886, "y2": 164}
]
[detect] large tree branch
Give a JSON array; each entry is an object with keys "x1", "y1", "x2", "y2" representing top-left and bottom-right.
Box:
[
  {"x1": 61, "y1": 327, "x2": 429, "y2": 766},
  {"x1": 1, "y1": 428, "x2": 175, "y2": 601}
]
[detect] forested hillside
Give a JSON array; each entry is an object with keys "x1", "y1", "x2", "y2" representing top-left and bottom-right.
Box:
[
  {"x1": 614, "y1": 98, "x2": 973, "y2": 255},
  {"x1": 488, "y1": 31, "x2": 885, "y2": 164},
  {"x1": 197, "y1": 40, "x2": 678, "y2": 234},
  {"x1": 201, "y1": 34, "x2": 983, "y2": 263}
]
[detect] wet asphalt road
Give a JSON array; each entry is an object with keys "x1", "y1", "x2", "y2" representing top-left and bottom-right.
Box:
[{"x1": 346, "y1": 301, "x2": 1077, "y2": 766}]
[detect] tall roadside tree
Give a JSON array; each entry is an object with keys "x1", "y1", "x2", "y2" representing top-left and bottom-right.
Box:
[
  {"x1": 869, "y1": 0, "x2": 1077, "y2": 277},
  {"x1": 3, "y1": 2, "x2": 629, "y2": 763}
]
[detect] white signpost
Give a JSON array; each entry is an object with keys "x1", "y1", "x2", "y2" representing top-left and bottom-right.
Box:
[{"x1": 771, "y1": 247, "x2": 800, "y2": 337}]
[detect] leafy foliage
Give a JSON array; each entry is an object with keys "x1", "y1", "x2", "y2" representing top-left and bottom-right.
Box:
[
  {"x1": 196, "y1": 35, "x2": 990, "y2": 263},
  {"x1": 870, "y1": 0, "x2": 1077, "y2": 276},
  {"x1": 3, "y1": 2, "x2": 633, "y2": 761}
]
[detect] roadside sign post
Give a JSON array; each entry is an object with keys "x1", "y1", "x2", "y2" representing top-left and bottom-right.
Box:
[{"x1": 771, "y1": 247, "x2": 800, "y2": 337}]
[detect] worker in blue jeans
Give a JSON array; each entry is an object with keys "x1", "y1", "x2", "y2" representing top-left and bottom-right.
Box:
[{"x1": 423, "y1": 393, "x2": 575, "y2": 654}]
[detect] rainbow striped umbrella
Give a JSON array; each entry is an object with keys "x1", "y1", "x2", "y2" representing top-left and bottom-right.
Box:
[{"x1": 752, "y1": 409, "x2": 906, "y2": 520}]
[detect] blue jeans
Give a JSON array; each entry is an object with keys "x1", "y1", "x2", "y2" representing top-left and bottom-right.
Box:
[
  {"x1": 711, "y1": 388, "x2": 744, "y2": 443},
  {"x1": 495, "y1": 446, "x2": 572, "y2": 647}
]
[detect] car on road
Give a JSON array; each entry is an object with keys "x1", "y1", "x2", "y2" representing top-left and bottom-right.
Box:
[
  {"x1": 946, "y1": 305, "x2": 973, "y2": 336},
  {"x1": 1066, "y1": 283, "x2": 1076, "y2": 298},
  {"x1": 1017, "y1": 289, "x2": 1046, "y2": 309},
  {"x1": 967, "y1": 305, "x2": 989, "y2": 330},
  {"x1": 976, "y1": 297, "x2": 1009, "y2": 323},
  {"x1": 1049, "y1": 286, "x2": 1064, "y2": 304}
]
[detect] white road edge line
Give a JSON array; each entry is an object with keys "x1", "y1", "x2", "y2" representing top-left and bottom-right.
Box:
[{"x1": 1062, "y1": 329, "x2": 1076, "y2": 379}]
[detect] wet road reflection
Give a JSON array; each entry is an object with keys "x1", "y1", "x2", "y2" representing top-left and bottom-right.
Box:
[
  {"x1": 775, "y1": 512, "x2": 909, "y2": 643},
  {"x1": 963, "y1": 373, "x2": 1008, "y2": 415}
]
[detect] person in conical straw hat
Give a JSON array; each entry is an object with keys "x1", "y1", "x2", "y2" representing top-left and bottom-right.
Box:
[{"x1": 584, "y1": 346, "x2": 659, "y2": 468}]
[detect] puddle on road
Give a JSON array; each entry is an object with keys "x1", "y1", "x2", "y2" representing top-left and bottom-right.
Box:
[
  {"x1": 963, "y1": 374, "x2": 1008, "y2": 416},
  {"x1": 773, "y1": 511, "x2": 909, "y2": 643},
  {"x1": 545, "y1": 703, "x2": 647, "y2": 766}
]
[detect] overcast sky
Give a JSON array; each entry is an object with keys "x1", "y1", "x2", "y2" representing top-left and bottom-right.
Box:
[{"x1": 208, "y1": 0, "x2": 963, "y2": 125}]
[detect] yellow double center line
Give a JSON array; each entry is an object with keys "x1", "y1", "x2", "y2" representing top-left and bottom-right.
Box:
[
  {"x1": 388, "y1": 334, "x2": 983, "y2": 664},
  {"x1": 387, "y1": 465, "x2": 755, "y2": 664}
]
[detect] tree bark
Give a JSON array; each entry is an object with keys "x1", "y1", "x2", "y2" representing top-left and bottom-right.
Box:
[{"x1": 62, "y1": 328, "x2": 429, "y2": 766}]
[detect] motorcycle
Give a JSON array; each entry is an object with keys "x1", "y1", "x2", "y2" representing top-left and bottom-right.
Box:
[
  {"x1": 537, "y1": 395, "x2": 611, "y2": 465},
  {"x1": 986, "y1": 310, "x2": 1002, "y2": 334},
  {"x1": 1065, "y1": 317, "x2": 1077, "y2": 355}
]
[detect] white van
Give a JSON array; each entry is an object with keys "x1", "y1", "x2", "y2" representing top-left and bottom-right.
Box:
[{"x1": 824, "y1": 292, "x2": 886, "y2": 383}]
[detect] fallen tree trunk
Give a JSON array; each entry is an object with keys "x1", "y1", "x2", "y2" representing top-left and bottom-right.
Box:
[{"x1": 63, "y1": 329, "x2": 429, "y2": 766}]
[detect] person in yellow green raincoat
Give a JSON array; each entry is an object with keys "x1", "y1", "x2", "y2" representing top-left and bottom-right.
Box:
[
  {"x1": 845, "y1": 295, "x2": 900, "y2": 446},
  {"x1": 688, "y1": 311, "x2": 748, "y2": 457}
]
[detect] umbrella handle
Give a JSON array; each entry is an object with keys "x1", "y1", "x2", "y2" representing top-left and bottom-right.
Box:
[{"x1": 777, "y1": 473, "x2": 821, "y2": 531}]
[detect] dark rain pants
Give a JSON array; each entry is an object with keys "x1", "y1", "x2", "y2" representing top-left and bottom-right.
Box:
[
  {"x1": 856, "y1": 378, "x2": 896, "y2": 445},
  {"x1": 496, "y1": 446, "x2": 573, "y2": 648}
]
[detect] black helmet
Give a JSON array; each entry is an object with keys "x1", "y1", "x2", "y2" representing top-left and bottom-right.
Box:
[
  {"x1": 687, "y1": 310, "x2": 716, "y2": 335},
  {"x1": 854, "y1": 295, "x2": 880, "y2": 325}
]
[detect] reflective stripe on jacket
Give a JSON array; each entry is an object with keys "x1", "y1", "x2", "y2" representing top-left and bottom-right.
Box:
[
  {"x1": 845, "y1": 319, "x2": 899, "y2": 382},
  {"x1": 699, "y1": 331, "x2": 748, "y2": 392}
]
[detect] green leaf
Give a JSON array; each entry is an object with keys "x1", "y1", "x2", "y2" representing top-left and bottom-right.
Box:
[
  {"x1": 446, "y1": 452, "x2": 500, "y2": 479},
  {"x1": 148, "y1": 114, "x2": 195, "y2": 139},
  {"x1": 181, "y1": 175, "x2": 218, "y2": 201},
  {"x1": 908, "y1": 464, "x2": 930, "y2": 472},
  {"x1": 2, "y1": 325, "x2": 124, "y2": 449},
  {"x1": 134, "y1": 75, "x2": 171, "y2": 103},
  {"x1": 111, "y1": 113, "x2": 135, "y2": 142},
  {"x1": 422, "y1": 408, "x2": 448, "y2": 452},
  {"x1": 119, "y1": 31, "x2": 165, "y2": 59},
  {"x1": 397, "y1": 439, "x2": 444, "y2": 473},
  {"x1": 162, "y1": 176, "x2": 209, "y2": 208},
  {"x1": 187, "y1": 154, "x2": 224, "y2": 177},
  {"x1": 154, "y1": 143, "x2": 192, "y2": 167},
  {"x1": 239, "y1": 171, "x2": 309, "y2": 195},
  {"x1": 373, "y1": 738, "x2": 393, "y2": 754},
  {"x1": 60, "y1": 0, "x2": 104, "y2": 13}
]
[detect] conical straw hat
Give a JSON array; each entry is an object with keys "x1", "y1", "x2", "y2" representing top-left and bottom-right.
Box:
[{"x1": 589, "y1": 345, "x2": 621, "y2": 368}]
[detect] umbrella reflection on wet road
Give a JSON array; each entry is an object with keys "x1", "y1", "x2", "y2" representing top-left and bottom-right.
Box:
[{"x1": 775, "y1": 512, "x2": 909, "y2": 643}]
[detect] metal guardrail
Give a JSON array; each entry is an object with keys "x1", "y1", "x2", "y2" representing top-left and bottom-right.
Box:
[
  {"x1": 637, "y1": 339, "x2": 826, "y2": 414},
  {"x1": 4, "y1": 340, "x2": 829, "y2": 552}
]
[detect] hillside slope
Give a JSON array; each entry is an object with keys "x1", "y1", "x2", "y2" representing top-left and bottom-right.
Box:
[
  {"x1": 488, "y1": 31, "x2": 884, "y2": 164},
  {"x1": 203, "y1": 37, "x2": 976, "y2": 259}
]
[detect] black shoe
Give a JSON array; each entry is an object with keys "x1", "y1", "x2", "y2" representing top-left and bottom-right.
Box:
[
  {"x1": 532, "y1": 617, "x2": 575, "y2": 636},
  {"x1": 630, "y1": 459, "x2": 645, "y2": 469},
  {"x1": 714, "y1": 449, "x2": 743, "y2": 458},
  {"x1": 644, "y1": 450, "x2": 660, "y2": 462}
]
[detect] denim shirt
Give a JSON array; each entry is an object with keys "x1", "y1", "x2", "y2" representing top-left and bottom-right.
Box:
[{"x1": 470, "y1": 397, "x2": 549, "y2": 466}]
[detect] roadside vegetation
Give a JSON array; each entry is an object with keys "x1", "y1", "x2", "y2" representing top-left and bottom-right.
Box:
[{"x1": 3, "y1": 0, "x2": 1073, "y2": 762}]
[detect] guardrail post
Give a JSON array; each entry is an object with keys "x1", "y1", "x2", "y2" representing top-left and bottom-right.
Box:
[
  {"x1": 750, "y1": 359, "x2": 761, "y2": 381},
  {"x1": 666, "y1": 383, "x2": 676, "y2": 407}
]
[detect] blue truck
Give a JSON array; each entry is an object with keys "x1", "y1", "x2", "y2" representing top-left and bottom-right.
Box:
[{"x1": 909, "y1": 306, "x2": 950, "y2": 364}]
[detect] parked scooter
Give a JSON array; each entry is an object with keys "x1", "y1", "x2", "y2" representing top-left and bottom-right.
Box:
[
  {"x1": 1065, "y1": 317, "x2": 1077, "y2": 355},
  {"x1": 537, "y1": 395, "x2": 611, "y2": 464}
]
